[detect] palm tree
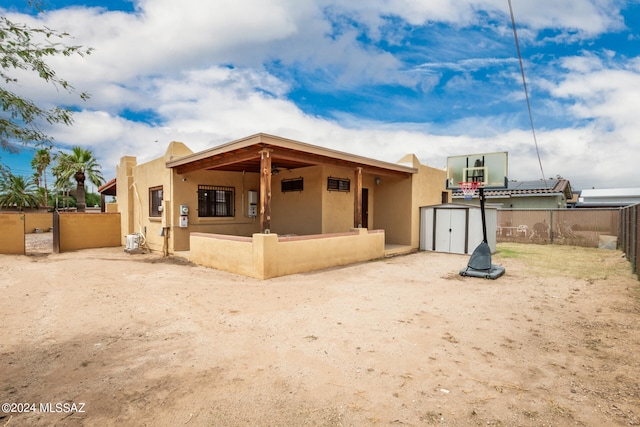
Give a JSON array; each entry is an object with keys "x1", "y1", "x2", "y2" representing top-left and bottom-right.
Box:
[
  {"x1": 54, "y1": 147, "x2": 104, "y2": 212},
  {"x1": 31, "y1": 148, "x2": 51, "y2": 207},
  {"x1": 52, "y1": 152, "x2": 71, "y2": 210},
  {"x1": 0, "y1": 167, "x2": 44, "y2": 211},
  {"x1": 51, "y1": 161, "x2": 72, "y2": 210}
]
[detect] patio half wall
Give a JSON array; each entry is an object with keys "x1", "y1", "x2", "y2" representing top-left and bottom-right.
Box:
[{"x1": 190, "y1": 228, "x2": 385, "y2": 279}]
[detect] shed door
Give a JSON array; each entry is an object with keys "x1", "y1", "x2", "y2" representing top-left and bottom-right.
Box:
[{"x1": 435, "y1": 209, "x2": 467, "y2": 254}]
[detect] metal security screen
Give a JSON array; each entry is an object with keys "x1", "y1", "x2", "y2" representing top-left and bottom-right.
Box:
[
  {"x1": 197, "y1": 185, "x2": 234, "y2": 217},
  {"x1": 327, "y1": 177, "x2": 350, "y2": 192},
  {"x1": 281, "y1": 177, "x2": 303, "y2": 192}
]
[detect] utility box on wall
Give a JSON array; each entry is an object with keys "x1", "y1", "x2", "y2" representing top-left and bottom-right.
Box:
[
  {"x1": 179, "y1": 204, "x2": 189, "y2": 228},
  {"x1": 247, "y1": 190, "x2": 258, "y2": 217},
  {"x1": 419, "y1": 204, "x2": 497, "y2": 254}
]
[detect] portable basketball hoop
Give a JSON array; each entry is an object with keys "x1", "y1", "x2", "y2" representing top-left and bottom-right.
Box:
[
  {"x1": 446, "y1": 152, "x2": 507, "y2": 280},
  {"x1": 459, "y1": 181, "x2": 480, "y2": 201}
]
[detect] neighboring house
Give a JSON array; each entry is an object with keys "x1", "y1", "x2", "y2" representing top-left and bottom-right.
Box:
[
  {"x1": 97, "y1": 178, "x2": 116, "y2": 212},
  {"x1": 566, "y1": 191, "x2": 580, "y2": 208},
  {"x1": 576, "y1": 188, "x2": 640, "y2": 208},
  {"x1": 452, "y1": 178, "x2": 573, "y2": 209},
  {"x1": 103, "y1": 133, "x2": 448, "y2": 278}
]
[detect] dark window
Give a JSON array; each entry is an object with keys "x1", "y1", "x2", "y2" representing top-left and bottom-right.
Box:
[
  {"x1": 281, "y1": 177, "x2": 303, "y2": 192},
  {"x1": 327, "y1": 177, "x2": 350, "y2": 192},
  {"x1": 198, "y1": 185, "x2": 234, "y2": 217},
  {"x1": 149, "y1": 186, "x2": 163, "y2": 217}
]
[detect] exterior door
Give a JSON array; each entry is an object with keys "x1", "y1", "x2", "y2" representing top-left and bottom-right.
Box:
[{"x1": 361, "y1": 188, "x2": 369, "y2": 228}]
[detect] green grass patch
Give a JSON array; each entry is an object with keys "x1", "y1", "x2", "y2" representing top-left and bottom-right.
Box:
[
  {"x1": 495, "y1": 247, "x2": 525, "y2": 258},
  {"x1": 494, "y1": 243, "x2": 634, "y2": 281}
]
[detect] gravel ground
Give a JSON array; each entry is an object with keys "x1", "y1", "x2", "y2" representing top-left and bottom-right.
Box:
[
  {"x1": 25, "y1": 232, "x2": 53, "y2": 253},
  {"x1": 1, "y1": 243, "x2": 639, "y2": 426}
]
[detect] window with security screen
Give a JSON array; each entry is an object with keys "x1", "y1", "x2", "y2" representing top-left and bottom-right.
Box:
[
  {"x1": 281, "y1": 177, "x2": 303, "y2": 192},
  {"x1": 327, "y1": 177, "x2": 350, "y2": 192},
  {"x1": 197, "y1": 185, "x2": 235, "y2": 217}
]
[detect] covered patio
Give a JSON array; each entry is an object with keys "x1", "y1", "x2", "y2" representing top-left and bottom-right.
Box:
[{"x1": 166, "y1": 133, "x2": 416, "y2": 234}]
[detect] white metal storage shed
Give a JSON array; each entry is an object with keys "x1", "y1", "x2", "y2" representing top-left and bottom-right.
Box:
[{"x1": 419, "y1": 204, "x2": 497, "y2": 254}]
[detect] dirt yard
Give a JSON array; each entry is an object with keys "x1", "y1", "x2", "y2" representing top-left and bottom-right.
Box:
[{"x1": 1, "y1": 239, "x2": 639, "y2": 426}]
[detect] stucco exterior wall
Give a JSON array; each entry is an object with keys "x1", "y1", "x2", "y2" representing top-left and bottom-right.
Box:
[
  {"x1": 190, "y1": 229, "x2": 385, "y2": 279},
  {"x1": 116, "y1": 156, "x2": 137, "y2": 243},
  {"x1": 269, "y1": 229, "x2": 384, "y2": 278},
  {"x1": 170, "y1": 168, "x2": 263, "y2": 250},
  {"x1": 189, "y1": 233, "x2": 255, "y2": 277},
  {"x1": 372, "y1": 158, "x2": 447, "y2": 247},
  {"x1": 24, "y1": 213, "x2": 52, "y2": 233},
  {"x1": 321, "y1": 165, "x2": 366, "y2": 233},
  {"x1": 118, "y1": 141, "x2": 274, "y2": 253},
  {"x1": 270, "y1": 166, "x2": 323, "y2": 235},
  {"x1": 373, "y1": 175, "x2": 413, "y2": 245},
  {"x1": 129, "y1": 152, "x2": 174, "y2": 253},
  {"x1": 58, "y1": 213, "x2": 121, "y2": 252},
  {"x1": 138, "y1": 159, "x2": 388, "y2": 251},
  {"x1": 271, "y1": 164, "x2": 378, "y2": 235},
  {"x1": 0, "y1": 213, "x2": 25, "y2": 254},
  {"x1": 409, "y1": 161, "x2": 449, "y2": 248}
]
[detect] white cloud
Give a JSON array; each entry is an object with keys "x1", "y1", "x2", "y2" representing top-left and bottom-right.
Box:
[
  {"x1": 498, "y1": 0, "x2": 626, "y2": 35},
  {"x1": 553, "y1": 55, "x2": 640, "y2": 135},
  {"x1": 6, "y1": 0, "x2": 628, "y2": 92}
]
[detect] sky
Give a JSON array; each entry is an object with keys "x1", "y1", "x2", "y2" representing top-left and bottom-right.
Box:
[{"x1": 1, "y1": 0, "x2": 639, "y2": 192}]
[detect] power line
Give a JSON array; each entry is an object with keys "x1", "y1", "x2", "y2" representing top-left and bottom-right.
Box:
[{"x1": 507, "y1": 0, "x2": 548, "y2": 188}]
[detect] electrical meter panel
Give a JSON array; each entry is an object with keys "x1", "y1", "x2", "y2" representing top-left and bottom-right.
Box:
[{"x1": 247, "y1": 191, "x2": 258, "y2": 217}]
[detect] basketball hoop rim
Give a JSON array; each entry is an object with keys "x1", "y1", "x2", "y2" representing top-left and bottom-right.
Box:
[
  {"x1": 459, "y1": 181, "x2": 480, "y2": 199},
  {"x1": 459, "y1": 181, "x2": 480, "y2": 189}
]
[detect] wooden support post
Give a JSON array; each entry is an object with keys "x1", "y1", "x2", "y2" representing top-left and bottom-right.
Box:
[
  {"x1": 354, "y1": 167, "x2": 363, "y2": 228},
  {"x1": 259, "y1": 149, "x2": 272, "y2": 233},
  {"x1": 52, "y1": 210, "x2": 60, "y2": 254}
]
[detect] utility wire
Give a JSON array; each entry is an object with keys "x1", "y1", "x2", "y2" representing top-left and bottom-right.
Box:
[{"x1": 508, "y1": 0, "x2": 548, "y2": 188}]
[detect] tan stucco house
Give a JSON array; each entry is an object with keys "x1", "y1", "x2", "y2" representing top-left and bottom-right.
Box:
[{"x1": 108, "y1": 133, "x2": 447, "y2": 278}]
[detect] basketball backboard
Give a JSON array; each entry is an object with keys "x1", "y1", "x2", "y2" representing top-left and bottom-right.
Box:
[{"x1": 446, "y1": 151, "x2": 508, "y2": 189}]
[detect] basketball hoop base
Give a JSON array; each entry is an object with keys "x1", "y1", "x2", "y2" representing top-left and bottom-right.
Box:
[{"x1": 459, "y1": 242, "x2": 505, "y2": 280}]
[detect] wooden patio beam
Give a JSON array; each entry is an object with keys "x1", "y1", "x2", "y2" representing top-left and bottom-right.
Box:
[
  {"x1": 269, "y1": 147, "x2": 412, "y2": 178},
  {"x1": 173, "y1": 148, "x2": 261, "y2": 174},
  {"x1": 171, "y1": 144, "x2": 414, "y2": 179}
]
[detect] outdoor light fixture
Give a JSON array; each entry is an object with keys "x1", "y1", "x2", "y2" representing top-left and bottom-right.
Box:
[{"x1": 375, "y1": 176, "x2": 381, "y2": 185}]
